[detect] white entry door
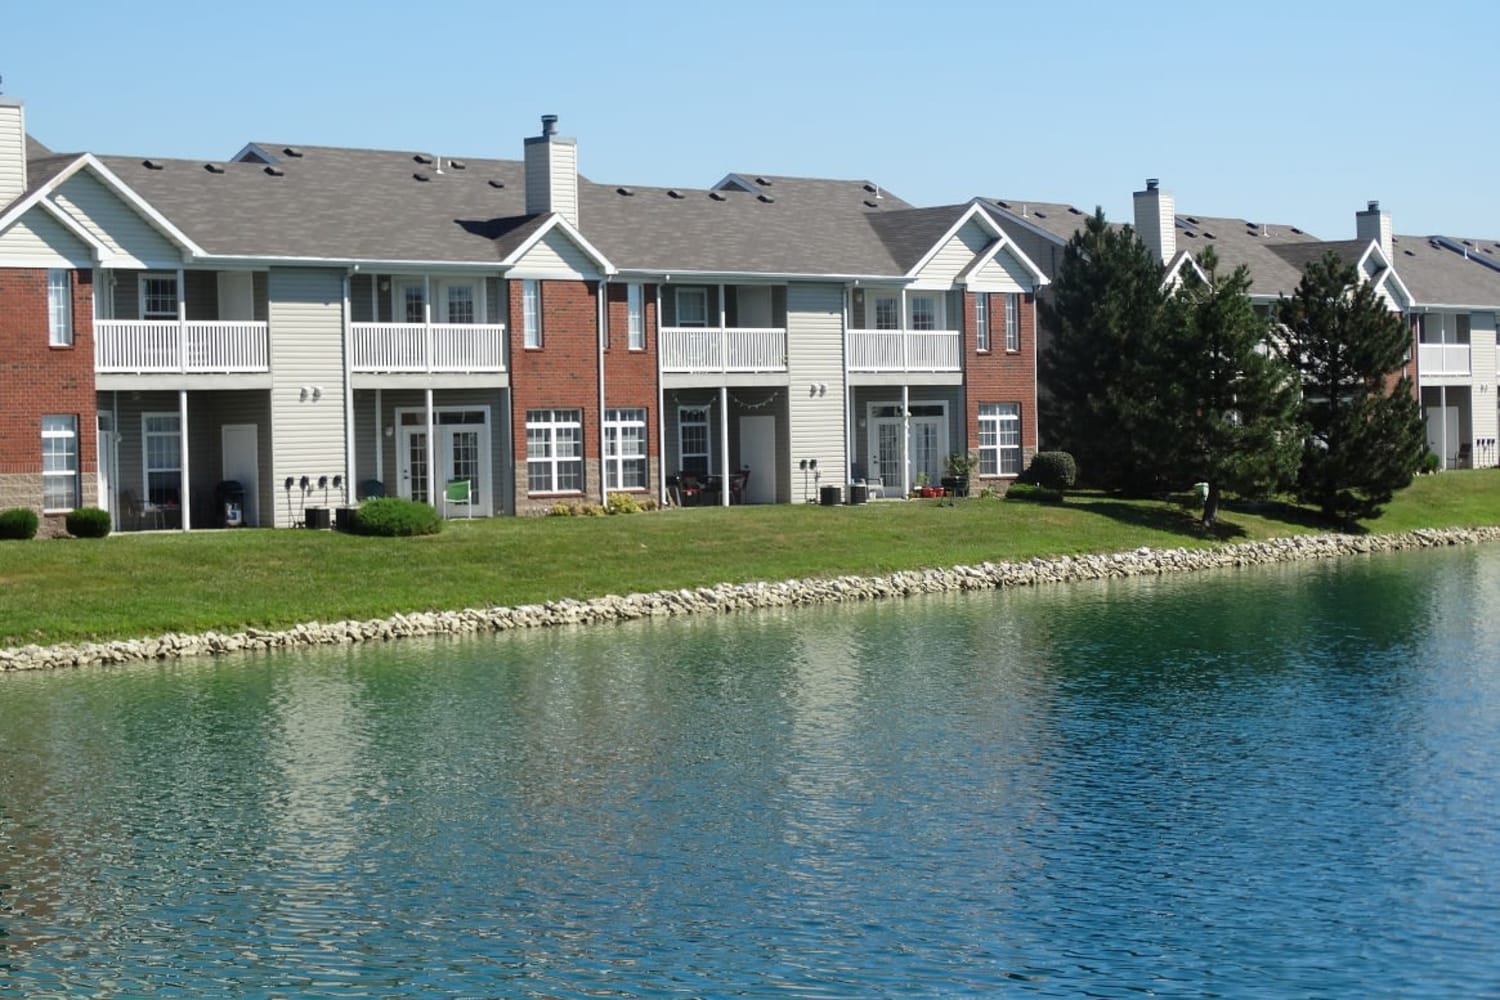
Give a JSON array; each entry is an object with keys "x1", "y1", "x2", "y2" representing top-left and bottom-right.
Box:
[
  {"x1": 399, "y1": 425, "x2": 430, "y2": 503},
  {"x1": 221, "y1": 423, "x2": 260, "y2": 526},
  {"x1": 96, "y1": 413, "x2": 117, "y2": 523},
  {"x1": 1426, "y1": 406, "x2": 1460, "y2": 469},
  {"x1": 738, "y1": 414, "x2": 776, "y2": 503},
  {"x1": 867, "y1": 401, "x2": 947, "y2": 492},
  {"x1": 396, "y1": 408, "x2": 490, "y2": 514}
]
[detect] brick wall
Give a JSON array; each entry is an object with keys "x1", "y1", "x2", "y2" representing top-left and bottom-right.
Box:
[
  {"x1": 0, "y1": 268, "x2": 97, "y2": 533},
  {"x1": 508, "y1": 278, "x2": 602, "y2": 513},
  {"x1": 604, "y1": 282, "x2": 660, "y2": 494},
  {"x1": 964, "y1": 290, "x2": 1038, "y2": 482}
]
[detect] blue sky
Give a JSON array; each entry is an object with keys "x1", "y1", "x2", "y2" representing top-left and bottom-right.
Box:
[{"x1": 5, "y1": 0, "x2": 1495, "y2": 242}]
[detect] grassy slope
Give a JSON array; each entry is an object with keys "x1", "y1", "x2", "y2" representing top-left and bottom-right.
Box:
[{"x1": 3, "y1": 469, "x2": 1497, "y2": 648}]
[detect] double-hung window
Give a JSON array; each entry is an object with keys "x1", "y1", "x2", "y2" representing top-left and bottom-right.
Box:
[
  {"x1": 676, "y1": 288, "x2": 708, "y2": 327},
  {"x1": 604, "y1": 408, "x2": 648, "y2": 490},
  {"x1": 526, "y1": 409, "x2": 582, "y2": 492},
  {"x1": 1004, "y1": 293, "x2": 1020, "y2": 352},
  {"x1": 975, "y1": 293, "x2": 990, "y2": 353},
  {"x1": 627, "y1": 283, "x2": 645, "y2": 350},
  {"x1": 522, "y1": 280, "x2": 542, "y2": 348},
  {"x1": 48, "y1": 270, "x2": 73, "y2": 347},
  {"x1": 910, "y1": 295, "x2": 937, "y2": 331},
  {"x1": 444, "y1": 284, "x2": 475, "y2": 324},
  {"x1": 143, "y1": 412, "x2": 182, "y2": 506},
  {"x1": 978, "y1": 403, "x2": 1022, "y2": 476},
  {"x1": 874, "y1": 296, "x2": 899, "y2": 330},
  {"x1": 141, "y1": 274, "x2": 179, "y2": 320},
  {"x1": 41, "y1": 415, "x2": 79, "y2": 510},
  {"x1": 679, "y1": 406, "x2": 711, "y2": 476}
]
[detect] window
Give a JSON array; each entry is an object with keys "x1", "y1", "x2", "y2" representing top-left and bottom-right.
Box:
[
  {"x1": 676, "y1": 288, "x2": 709, "y2": 327},
  {"x1": 523, "y1": 280, "x2": 541, "y2": 348},
  {"x1": 143, "y1": 412, "x2": 182, "y2": 506},
  {"x1": 604, "y1": 408, "x2": 648, "y2": 490},
  {"x1": 874, "y1": 296, "x2": 900, "y2": 330},
  {"x1": 400, "y1": 283, "x2": 426, "y2": 323},
  {"x1": 910, "y1": 295, "x2": 937, "y2": 331},
  {"x1": 141, "y1": 274, "x2": 178, "y2": 320},
  {"x1": 1457, "y1": 313, "x2": 1472, "y2": 344},
  {"x1": 1005, "y1": 293, "x2": 1020, "y2": 352},
  {"x1": 48, "y1": 270, "x2": 73, "y2": 347},
  {"x1": 444, "y1": 284, "x2": 475, "y2": 324},
  {"x1": 526, "y1": 409, "x2": 582, "y2": 493},
  {"x1": 975, "y1": 293, "x2": 990, "y2": 352},
  {"x1": 978, "y1": 403, "x2": 1022, "y2": 476},
  {"x1": 627, "y1": 283, "x2": 645, "y2": 350},
  {"x1": 679, "y1": 406, "x2": 711, "y2": 475},
  {"x1": 42, "y1": 415, "x2": 78, "y2": 510}
]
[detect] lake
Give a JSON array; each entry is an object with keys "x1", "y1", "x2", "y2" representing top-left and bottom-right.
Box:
[{"x1": 2, "y1": 546, "x2": 1498, "y2": 997}]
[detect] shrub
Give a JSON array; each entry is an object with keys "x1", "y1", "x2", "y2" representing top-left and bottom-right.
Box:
[
  {"x1": 0, "y1": 507, "x2": 39, "y2": 540},
  {"x1": 1421, "y1": 451, "x2": 1440, "y2": 474},
  {"x1": 1022, "y1": 451, "x2": 1078, "y2": 491},
  {"x1": 547, "y1": 501, "x2": 577, "y2": 517},
  {"x1": 65, "y1": 507, "x2": 112, "y2": 539},
  {"x1": 1004, "y1": 482, "x2": 1064, "y2": 504},
  {"x1": 578, "y1": 503, "x2": 606, "y2": 517},
  {"x1": 606, "y1": 492, "x2": 642, "y2": 515},
  {"x1": 351, "y1": 497, "x2": 443, "y2": 537}
]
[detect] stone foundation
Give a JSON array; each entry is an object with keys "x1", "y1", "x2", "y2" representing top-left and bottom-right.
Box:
[{"x1": 3, "y1": 527, "x2": 1497, "y2": 672}]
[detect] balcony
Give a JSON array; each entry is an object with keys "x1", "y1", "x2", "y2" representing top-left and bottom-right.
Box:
[
  {"x1": 352, "y1": 323, "x2": 506, "y2": 373},
  {"x1": 1419, "y1": 342, "x2": 1471, "y2": 377},
  {"x1": 849, "y1": 330, "x2": 961, "y2": 372},
  {"x1": 661, "y1": 327, "x2": 787, "y2": 373},
  {"x1": 96, "y1": 320, "x2": 269, "y2": 373}
]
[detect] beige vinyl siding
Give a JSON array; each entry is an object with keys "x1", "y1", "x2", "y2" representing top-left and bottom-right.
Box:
[
  {"x1": 911, "y1": 219, "x2": 991, "y2": 287},
  {"x1": 524, "y1": 139, "x2": 579, "y2": 226},
  {"x1": 1472, "y1": 313, "x2": 1497, "y2": 460},
  {"x1": 0, "y1": 100, "x2": 24, "y2": 206},
  {"x1": 786, "y1": 282, "x2": 846, "y2": 499},
  {"x1": 52, "y1": 171, "x2": 181, "y2": 269},
  {"x1": 965, "y1": 247, "x2": 1031, "y2": 293},
  {"x1": 267, "y1": 267, "x2": 347, "y2": 527},
  {"x1": 510, "y1": 229, "x2": 597, "y2": 279},
  {"x1": 0, "y1": 208, "x2": 94, "y2": 266}
]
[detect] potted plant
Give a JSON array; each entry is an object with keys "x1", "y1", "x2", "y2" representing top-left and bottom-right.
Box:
[
  {"x1": 942, "y1": 452, "x2": 976, "y2": 497},
  {"x1": 914, "y1": 470, "x2": 932, "y2": 498}
]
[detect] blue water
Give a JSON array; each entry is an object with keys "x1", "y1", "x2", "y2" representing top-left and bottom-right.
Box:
[{"x1": 2, "y1": 546, "x2": 1499, "y2": 997}]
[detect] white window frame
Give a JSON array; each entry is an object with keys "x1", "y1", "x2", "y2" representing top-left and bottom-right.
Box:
[
  {"x1": 42, "y1": 415, "x2": 79, "y2": 511},
  {"x1": 909, "y1": 294, "x2": 941, "y2": 331},
  {"x1": 873, "y1": 295, "x2": 900, "y2": 331},
  {"x1": 1005, "y1": 293, "x2": 1020, "y2": 352},
  {"x1": 627, "y1": 283, "x2": 645, "y2": 350},
  {"x1": 676, "y1": 287, "x2": 709, "y2": 328},
  {"x1": 438, "y1": 280, "x2": 479, "y2": 325},
  {"x1": 678, "y1": 405, "x2": 712, "y2": 476},
  {"x1": 978, "y1": 402, "x2": 1022, "y2": 476},
  {"x1": 140, "y1": 273, "x2": 179, "y2": 320},
  {"x1": 526, "y1": 408, "x2": 582, "y2": 493},
  {"x1": 975, "y1": 293, "x2": 989, "y2": 353},
  {"x1": 523, "y1": 279, "x2": 542, "y2": 348},
  {"x1": 604, "y1": 407, "x2": 648, "y2": 490},
  {"x1": 48, "y1": 270, "x2": 74, "y2": 347},
  {"x1": 142, "y1": 411, "x2": 182, "y2": 507}
]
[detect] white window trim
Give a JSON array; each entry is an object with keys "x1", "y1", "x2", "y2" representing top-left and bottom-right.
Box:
[
  {"x1": 1005, "y1": 293, "x2": 1020, "y2": 352},
  {"x1": 978, "y1": 402, "x2": 1022, "y2": 476},
  {"x1": 141, "y1": 411, "x2": 182, "y2": 507},
  {"x1": 41, "y1": 414, "x2": 79, "y2": 511},
  {"x1": 140, "y1": 272, "x2": 179, "y2": 321},
  {"x1": 676, "y1": 287, "x2": 709, "y2": 328},
  {"x1": 678, "y1": 405, "x2": 712, "y2": 475},
  {"x1": 436, "y1": 279, "x2": 482, "y2": 325},
  {"x1": 48, "y1": 270, "x2": 74, "y2": 347},
  {"x1": 909, "y1": 293, "x2": 945, "y2": 331},
  {"x1": 975, "y1": 293, "x2": 989, "y2": 353},
  {"x1": 526, "y1": 408, "x2": 582, "y2": 493},
  {"x1": 873, "y1": 294, "x2": 900, "y2": 331},
  {"x1": 627, "y1": 283, "x2": 645, "y2": 350},
  {"x1": 523, "y1": 279, "x2": 542, "y2": 348},
  {"x1": 604, "y1": 407, "x2": 649, "y2": 490}
]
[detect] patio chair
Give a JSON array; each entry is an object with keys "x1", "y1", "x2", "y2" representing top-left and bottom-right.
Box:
[
  {"x1": 729, "y1": 467, "x2": 750, "y2": 504},
  {"x1": 120, "y1": 489, "x2": 160, "y2": 530},
  {"x1": 863, "y1": 476, "x2": 886, "y2": 500},
  {"x1": 678, "y1": 473, "x2": 702, "y2": 506},
  {"x1": 359, "y1": 478, "x2": 385, "y2": 500},
  {"x1": 443, "y1": 478, "x2": 472, "y2": 519}
]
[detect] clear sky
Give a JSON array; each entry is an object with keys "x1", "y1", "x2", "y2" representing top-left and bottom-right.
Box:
[{"x1": 4, "y1": 0, "x2": 1495, "y2": 242}]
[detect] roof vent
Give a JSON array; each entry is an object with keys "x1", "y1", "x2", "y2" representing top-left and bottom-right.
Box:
[
  {"x1": 203, "y1": 162, "x2": 225, "y2": 174},
  {"x1": 1185, "y1": 216, "x2": 1199, "y2": 225},
  {"x1": 448, "y1": 159, "x2": 466, "y2": 170},
  {"x1": 863, "y1": 183, "x2": 877, "y2": 193},
  {"x1": 263, "y1": 165, "x2": 284, "y2": 177},
  {"x1": 1404, "y1": 249, "x2": 1415, "y2": 256},
  {"x1": 1068, "y1": 206, "x2": 1082, "y2": 214},
  {"x1": 863, "y1": 199, "x2": 880, "y2": 208},
  {"x1": 142, "y1": 159, "x2": 164, "y2": 170},
  {"x1": 616, "y1": 186, "x2": 634, "y2": 196},
  {"x1": 413, "y1": 172, "x2": 430, "y2": 182},
  {"x1": 1290, "y1": 227, "x2": 1303, "y2": 234},
  {"x1": 667, "y1": 189, "x2": 684, "y2": 199},
  {"x1": 541, "y1": 114, "x2": 558, "y2": 137},
  {"x1": 757, "y1": 194, "x2": 775, "y2": 204},
  {"x1": 1183, "y1": 230, "x2": 1197, "y2": 238},
  {"x1": 282, "y1": 146, "x2": 304, "y2": 158},
  {"x1": 755, "y1": 176, "x2": 772, "y2": 186},
  {"x1": 709, "y1": 191, "x2": 726, "y2": 201},
  {"x1": 996, "y1": 199, "x2": 1010, "y2": 209},
  {"x1": 488, "y1": 179, "x2": 505, "y2": 189},
  {"x1": 1203, "y1": 231, "x2": 1216, "y2": 239},
  {"x1": 413, "y1": 153, "x2": 434, "y2": 165},
  {"x1": 1034, "y1": 210, "x2": 1047, "y2": 218}
]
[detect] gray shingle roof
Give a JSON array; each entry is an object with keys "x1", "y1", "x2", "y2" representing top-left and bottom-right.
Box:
[
  {"x1": 984, "y1": 198, "x2": 1100, "y2": 243},
  {"x1": 1390, "y1": 234, "x2": 1500, "y2": 307}
]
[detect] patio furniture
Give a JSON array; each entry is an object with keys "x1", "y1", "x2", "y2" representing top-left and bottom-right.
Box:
[
  {"x1": 863, "y1": 477, "x2": 886, "y2": 500},
  {"x1": 678, "y1": 473, "x2": 703, "y2": 506},
  {"x1": 444, "y1": 478, "x2": 472, "y2": 519},
  {"x1": 729, "y1": 467, "x2": 750, "y2": 504},
  {"x1": 120, "y1": 489, "x2": 160, "y2": 530},
  {"x1": 359, "y1": 478, "x2": 385, "y2": 500}
]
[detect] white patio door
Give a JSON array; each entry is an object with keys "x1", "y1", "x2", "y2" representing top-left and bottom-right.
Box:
[
  {"x1": 871, "y1": 416, "x2": 903, "y2": 488},
  {"x1": 399, "y1": 426, "x2": 429, "y2": 503},
  {"x1": 868, "y1": 401, "x2": 947, "y2": 491},
  {"x1": 96, "y1": 413, "x2": 117, "y2": 522},
  {"x1": 397, "y1": 407, "x2": 490, "y2": 513},
  {"x1": 911, "y1": 416, "x2": 944, "y2": 485}
]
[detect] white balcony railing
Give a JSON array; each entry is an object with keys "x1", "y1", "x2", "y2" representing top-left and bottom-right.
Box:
[
  {"x1": 95, "y1": 320, "x2": 269, "y2": 373},
  {"x1": 1419, "y1": 342, "x2": 1472, "y2": 377},
  {"x1": 352, "y1": 322, "x2": 505, "y2": 373},
  {"x1": 660, "y1": 327, "x2": 787, "y2": 373},
  {"x1": 849, "y1": 329, "x2": 961, "y2": 372}
]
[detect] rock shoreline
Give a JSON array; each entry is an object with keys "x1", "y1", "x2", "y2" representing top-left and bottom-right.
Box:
[{"x1": 4, "y1": 527, "x2": 1497, "y2": 673}]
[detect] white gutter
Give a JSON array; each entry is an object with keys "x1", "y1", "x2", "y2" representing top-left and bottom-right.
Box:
[
  {"x1": 342, "y1": 269, "x2": 356, "y2": 506},
  {"x1": 597, "y1": 275, "x2": 608, "y2": 505}
]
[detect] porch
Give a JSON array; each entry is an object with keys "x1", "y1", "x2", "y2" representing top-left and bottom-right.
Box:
[
  {"x1": 660, "y1": 283, "x2": 789, "y2": 375},
  {"x1": 351, "y1": 323, "x2": 506, "y2": 373},
  {"x1": 96, "y1": 267, "x2": 270, "y2": 375},
  {"x1": 847, "y1": 385, "x2": 965, "y2": 498},
  {"x1": 1422, "y1": 384, "x2": 1497, "y2": 469},
  {"x1": 847, "y1": 286, "x2": 962, "y2": 373},
  {"x1": 663, "y1": 386, "x2": 787, "y2": 505}
]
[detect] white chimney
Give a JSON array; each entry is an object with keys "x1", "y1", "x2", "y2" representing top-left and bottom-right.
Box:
[
  {"x1": 0, "y1": 97, "x2": 27, "y2": 209},
  {"x1": 1356, "y1": 200, "x2": 1393, "y2": 263},
  {"x1": 524, "y1": 113, "x2": 578, "y2": 226},
  {"x1": 1133, "y1": 178, "x2": 1175, "y2": 266}
]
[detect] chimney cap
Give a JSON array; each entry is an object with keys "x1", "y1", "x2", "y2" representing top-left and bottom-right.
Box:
[
  {"x1": 1366, "y1": 200, "x2": 1381, "y2": 212},
  {"x1": 1146, "y1": 178, "x2": 1159, "y2": 192},
  {"x1": 540, "y1": 114, "x2": 558, "y2": 136}
]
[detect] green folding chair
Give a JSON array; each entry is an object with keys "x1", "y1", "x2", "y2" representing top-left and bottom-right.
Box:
[{"x1": 443, "y1": 478, "x2": 473, "y2": 519}]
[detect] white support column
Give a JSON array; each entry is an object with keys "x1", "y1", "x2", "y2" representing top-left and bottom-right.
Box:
[
  {"x1": 597, "y1": 277, "x2": 608, "y2": 505},
  {"x1": 176, "y1": 267, "x2": 187, "y2": 373},
  {"x1": 900, "y1": 288, "x2": 909, "y2": 372},
  {"x1": 425, "y1": 387, "x2": 436, "y2": 509},
  {"x1": 656, "y1": 283, "x2": 667, "y2": 505},
  {"x1": 1441, "y1": 385, "x2": 1449, "y2": 469},
  {"x1": 720, "y1": 385, "x2": 730, "y2": 507},
  {"x1": 423, "y1": 274, "x2": 433, "y2": 372},
  {"x1": 843, "y1": 284, "x2": 853, "y2": 484},
  {"x1": 901, "y1": 383, "x2": 911, "y2": 498},
  {"x1": 178, "y1": 388, "x2": 191, "y2": 530},
  {"x1": 719, "y1": 282, "x2": 728, "y2": 374}
]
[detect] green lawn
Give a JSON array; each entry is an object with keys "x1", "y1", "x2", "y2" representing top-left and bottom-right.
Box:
[{"x1": 4, "y1": 469, "x2": 1498, "y2": 649}]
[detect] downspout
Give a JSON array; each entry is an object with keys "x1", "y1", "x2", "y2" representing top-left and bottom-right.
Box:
[
  {"x1": 423, "y1": 275, "x2": 436, "y2": 509},
  {"x1": 598, "y1": 275, "x2": 608, "y2": 505},
  {"x1": 656, "y1": 282, "x2": 666, "y2": 505},
  {"x1": 342, "y1": 269, "x2": 355, "y2": 506}
]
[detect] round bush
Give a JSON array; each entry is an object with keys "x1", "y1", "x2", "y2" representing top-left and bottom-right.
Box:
[
  {"x1": 65, "y1": 506, "x2": 112, "y2": 538},
  {"x1": 0, "y1": 507, "x2": 39, "y2": 540},
  {"x1": 1022, "y1": 451, "x2": 1078, "y2": 491},
  {"x1": 351, "y1": 497, "x2": 443, "y2": 537}
]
